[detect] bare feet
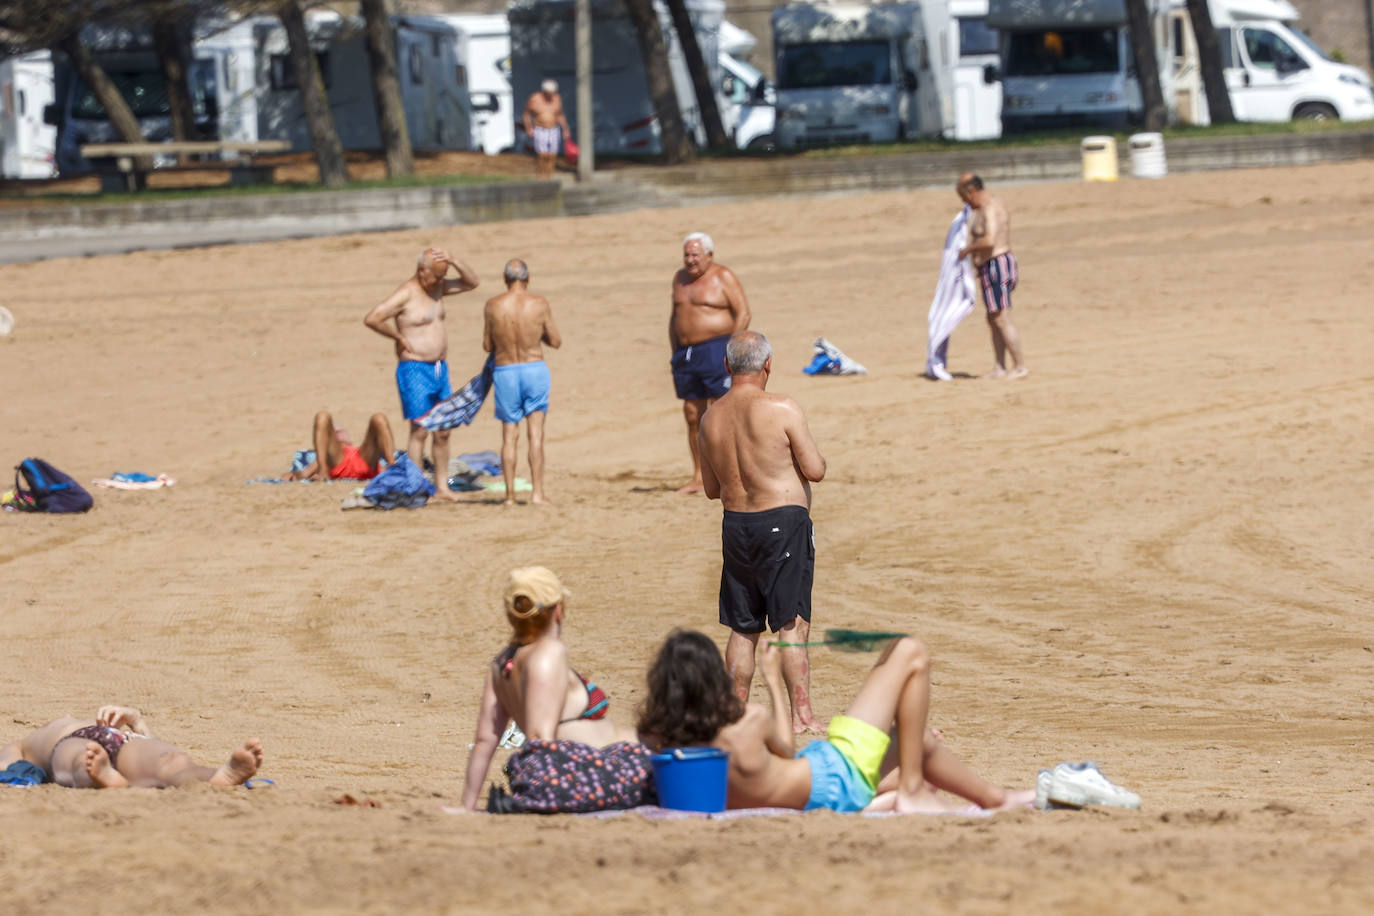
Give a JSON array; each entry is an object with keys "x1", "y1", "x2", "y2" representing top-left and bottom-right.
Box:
[
  {"x1": 431, "y1": 489, "x2": 462, "y2": 503},
  {"x1": 530, "y1": 495, "x2": 552, "y2": 506},
  {"x1": 502, "y1": 498, "x2": 518, "y2": 507},
  {"x1": 893, "y1": 785, "x2": 967, "y2": 815},
  {"x1": 84, "y1": 742, "x2": 129, "y2": 788},
  {"x1": 793, "y1": 717, "x2": 825, "y2": 735},
  {"x1": 988, "y1": 787, "x2": 1037, "y2": 811},
  {"x1": 209, "y1": 739, "x2": 263, "y2": 787},
  {"x1": 1006, "y1": 366, "x2": 1030, "y2": 380},
  {"x1": 983, "y1": 368, "x2": 1008, "y2": 379},
  {"x1": 674, "y1": 479, "x2": 705, "y2": 495}
]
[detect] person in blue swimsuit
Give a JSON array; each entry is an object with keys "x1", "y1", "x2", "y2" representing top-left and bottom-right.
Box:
[
  {"x1": 364, "y1": 247, "x2": 480, "y2": 500},
  {"x1": 483, "y1": 259, "x2": 562, "y2": 506},
  {"x1": 639, "y1": 631, "x2": 1035, "y2": 814}
]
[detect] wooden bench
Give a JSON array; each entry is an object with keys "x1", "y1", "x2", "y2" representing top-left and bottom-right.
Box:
[{"x1": 78, "y1": 141, "x2": 293, "y2": 192}]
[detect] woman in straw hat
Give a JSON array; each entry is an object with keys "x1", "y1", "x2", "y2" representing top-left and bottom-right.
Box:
[{"x1": 460, "y1": 567, "x2": 644, "y2": 811}]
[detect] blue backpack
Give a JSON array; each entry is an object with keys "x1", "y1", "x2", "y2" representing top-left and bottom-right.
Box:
[{"x1": 14, "y1": 458, "x2": 94, "y2": 513}]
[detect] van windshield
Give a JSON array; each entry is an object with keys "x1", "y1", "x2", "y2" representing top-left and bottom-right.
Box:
[
  {"x1": 1006, "y1": 28, "x2": 1120, "y2": 76},
  {"x1": 777, "y1": 40, "x2": 893, "y2": 89},
  {"x1": 72, "y1": 70, "x2": 169, "y2": 120},
  {"x1": 958, "y1": 18, "x2": 999, "y2": 57},
  {"x1": 1286, "y1": 28, "x2": 1330, "y2": 62}
]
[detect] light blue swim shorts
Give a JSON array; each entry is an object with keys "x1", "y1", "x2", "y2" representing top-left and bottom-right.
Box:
[{"x1": 492, "y1": 361, "x2": 551, "y2": 423}]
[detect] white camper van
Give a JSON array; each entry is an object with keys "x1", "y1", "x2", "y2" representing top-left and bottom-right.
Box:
[
  {"x1": 989, "y1": 0, "x2": 1174, "y2": 131},
  {"x1": 1171, "y1": 0, "x2": 1373, "y2": 123},
  {"x1": 770, "y1": 2, "x2": 951, "y2": 148},
  {"x1": 509, "y1": 0, "x2": 729, "y2": 155},
  {"x1": 208, "y1": 14, "x2": 473, "y2": 153},
  {"x1": 948, "y1": 0, "x2": 1002, "y2": 139},
  {"x1": 431, "y1": 14, "x2": 515, "y2": 154},
  {"x1": 0, "y1": 51, "x2": 57, "y2": 179}
]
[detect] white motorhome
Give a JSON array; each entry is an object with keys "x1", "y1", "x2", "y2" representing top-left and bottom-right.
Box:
[
  {"x1": 509, "y1": 0, "x2": 731, "y2": 155},
  {"x1": 431, "y1": 13, "x2": 515, "y2": 154},
  {"x1": 0, "y1": 51, "x2": 57, "y2": 179},
  {"x1": 717, "y1": 20, "x2": 777, "y2": 149},
  {"x1": 197, "y1": 13, "x2": 474, "y2": 154},
  {"x1": 989, "y1": 0, "x2": 1174, "y2": 131},
  {"x1": 770, "y1": 2, "x2": 950, "y2": 149},
  {"x1": 947, "y1": 0, "x2": 1002, "y2": 139},
  {"x1": 1170, "y1": 0, "x2": 1374, "y2": 123}
]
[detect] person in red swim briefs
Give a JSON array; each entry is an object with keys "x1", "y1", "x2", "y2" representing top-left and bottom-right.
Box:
[{"x1": 284, "y1": 410, "x2": 397, "y2": 481}]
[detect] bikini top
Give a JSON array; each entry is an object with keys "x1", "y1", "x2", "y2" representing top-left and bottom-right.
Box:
[{"x1": 496, "y1": 643, "x2": 610, "y2": 725}]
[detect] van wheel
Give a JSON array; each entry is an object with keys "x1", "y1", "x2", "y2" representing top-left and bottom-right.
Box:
[
  {"x1": 1293, "y1": 103, "x2": 1338, "y2": 122},
  {"x1": 746, "y1": 134, "x2": 775, "y2": 152}
]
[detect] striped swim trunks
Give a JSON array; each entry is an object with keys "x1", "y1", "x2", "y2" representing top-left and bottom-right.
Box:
[{"x1": 978, "y1": 252, "x2": 1019, "y2": 315}]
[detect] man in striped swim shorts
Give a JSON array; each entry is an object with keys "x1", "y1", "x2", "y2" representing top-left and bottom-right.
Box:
[{"x1": 957, "y1": 173, "x2": 1028, "y2": 379}]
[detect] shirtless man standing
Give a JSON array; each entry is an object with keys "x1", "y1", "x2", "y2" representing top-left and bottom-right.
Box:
[
  {"x1": 523, "y1": 79, "x2": 571, "y2": 180},
  {"x1": 698, "y1": 330, "x2": 824, "y2": 732},
  {"x1": 364, "y1": 247, "x2": 480, "y2": 500},
  {"x1": 957, "y1": 173, "x2": 1028, "y2": 379},
  {"x1": 670, "y1": 231, "x2": 751, "y2": 494},
  {"x1": 0, "y1": 705, "x2": 263, "y2": 789},
  {"x1": 483, "y1": 259, "x2": 562, "y2": 506}
]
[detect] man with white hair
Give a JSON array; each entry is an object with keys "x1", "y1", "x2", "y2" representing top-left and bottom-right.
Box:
[
  {"x1": 669, "y1": 231, "x2": 751, "y2": 494},
  {"x1": 364, "y1": 247, "x2": 480, "y2": 501},
  {"x1": 698, "y1": 330, "x2": 826, "y2": 732},
  {"x1": 523, "y1": 78, "x2": 571, "y2": 180}
]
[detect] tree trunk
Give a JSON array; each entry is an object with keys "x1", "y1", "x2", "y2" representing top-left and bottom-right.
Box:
[
  {"x1": 624, "y1": 0, "x2": 693, "y2": 164},
  {"x1": 280, "y1": 0, "x2": 350, "y2": 186},
  {"x1": 359, "y1": 0, "x2": 413, "y2": 177},
  {"x1": 1124, "y1": 0, "x2": 1167, "y2": 131},
  {"x1": 58, "y1": 32, "x2": 151, "y2": 173},
  {"x1": 664, "y1": 0, "x2": 727, "y2": 149},
  {"x1": 58, "y1": 32, "x2": 144, "y2": 144},
  {"x1": 152, "y1": 18, "x2": 198, "y2": 142},
  {"x1": 1186, "y1": 0, "x2": 1235, "y2": 123}
]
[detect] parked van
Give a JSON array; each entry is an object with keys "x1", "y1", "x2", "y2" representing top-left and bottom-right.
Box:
[
  {"x1": 46, "y1": 12, "x2": 476, "y2": 174},
  {"x1": 1171, "y1": 0, "x2": 1374, "y2": 124},
  {"x1": 509, "y1": 0, "x2": 736, "y2": 155},
  {"x1": 0, "y1": 50, "x2": 58, "y2": 179},
  {"x1": 989, "y1": 0, "x2": 1174, "y2": 131},
  {"x1": 431, "y1": 13, "x2": 515, "y2": 154},
  {"x1": 948, "y1": 0, "x2": 1002, "y2": 139},
  {"x1": 771, "y1": 1, "x2": 949, "y2": 148}
]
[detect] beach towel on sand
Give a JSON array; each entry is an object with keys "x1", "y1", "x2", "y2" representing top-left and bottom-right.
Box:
[
  {"x1": 362, "y1": 452, "x2": 434, "y2": 509},
  {"x1": 926, "y1": 206, "x2": 977, "y2": 380}
]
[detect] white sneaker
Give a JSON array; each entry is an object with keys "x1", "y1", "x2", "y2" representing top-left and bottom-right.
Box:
[
  {"x1": 1034, "y1": 768, "x2": 1055, "y2": 810},
  {"x1": 498, "y1": 721, "x2": 527, "y2": 749},
  {"x1": 928, "y1": 362, "x2": 954, "y2": 381},
  {"x1": 1044, "y1": 762, "x2": 1140, "y2": 810}
]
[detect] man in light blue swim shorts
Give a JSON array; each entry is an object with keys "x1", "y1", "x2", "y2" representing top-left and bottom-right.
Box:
[
  {"x1": 364, "y1": 247, "x2": 480, "y2": 501},
  {"x1": 483, "y1": 258, "x2": 562, "y2": 505},
  {"x1": 638, "y1": 631, "x2": 1036, "y2": 815}
]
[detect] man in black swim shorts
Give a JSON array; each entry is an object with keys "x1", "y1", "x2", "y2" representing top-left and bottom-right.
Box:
[{"x1": 698, "y1": 330, "x2": 827, "y2": 732}]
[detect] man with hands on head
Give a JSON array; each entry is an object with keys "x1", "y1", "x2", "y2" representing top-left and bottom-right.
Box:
[{"x1": 364, "y1": 247, "x2": 480, "y2": 500}]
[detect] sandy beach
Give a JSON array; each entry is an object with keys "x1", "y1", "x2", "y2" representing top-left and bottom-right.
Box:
[{"x1": 2, "y1": 160, "x2": 1373, "y2": 914}]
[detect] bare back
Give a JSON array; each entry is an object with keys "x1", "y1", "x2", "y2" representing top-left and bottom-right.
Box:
[
  {"x1": 968, "y1": 194, "x2": 1012, "y2": 268},
  {"x1": 483, "y1": 289, "x2": 560, "y2": 366},
  {"x1": 714, "y1": 706, "x2": 811, "y2": 808},
  {"x1": 490, "y1": 640, "x2": 633, "y2": 747},
  {"x1": 698, "y1": 386, "x2": 824, "y2": 512}
]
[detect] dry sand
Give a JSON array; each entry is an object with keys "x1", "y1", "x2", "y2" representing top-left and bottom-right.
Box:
[{"x1": 2, "y1": 161, "x2": 1373, "y2": 914}]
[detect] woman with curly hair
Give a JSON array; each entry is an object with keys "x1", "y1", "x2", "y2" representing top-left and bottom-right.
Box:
[{"x1": 638, "y1": 629, "x2": 1033, "y2": 814}]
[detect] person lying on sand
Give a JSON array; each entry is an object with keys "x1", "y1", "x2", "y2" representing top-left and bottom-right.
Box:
[
  {"x1": 637, "y1": 631, "x2": 1035, "y2": 814},
  {"x1": 460, "y1": 567, "x2": 639, "y2": 810},
  {"x1": 283, "y1": 410, "x2": 396, "y2": 482},
  {"x1": 0, "y1": 705, "x2": 263, "y2": 789}
]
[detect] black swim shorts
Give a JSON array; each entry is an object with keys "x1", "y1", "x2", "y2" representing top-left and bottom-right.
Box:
[{"x1": 719, "y1": 505, "x2": 814, "y2": 634}]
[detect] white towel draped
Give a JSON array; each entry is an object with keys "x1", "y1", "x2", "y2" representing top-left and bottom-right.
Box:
[{"x1": 926, "y1": 206, "x2": 977, "y2": 379}]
